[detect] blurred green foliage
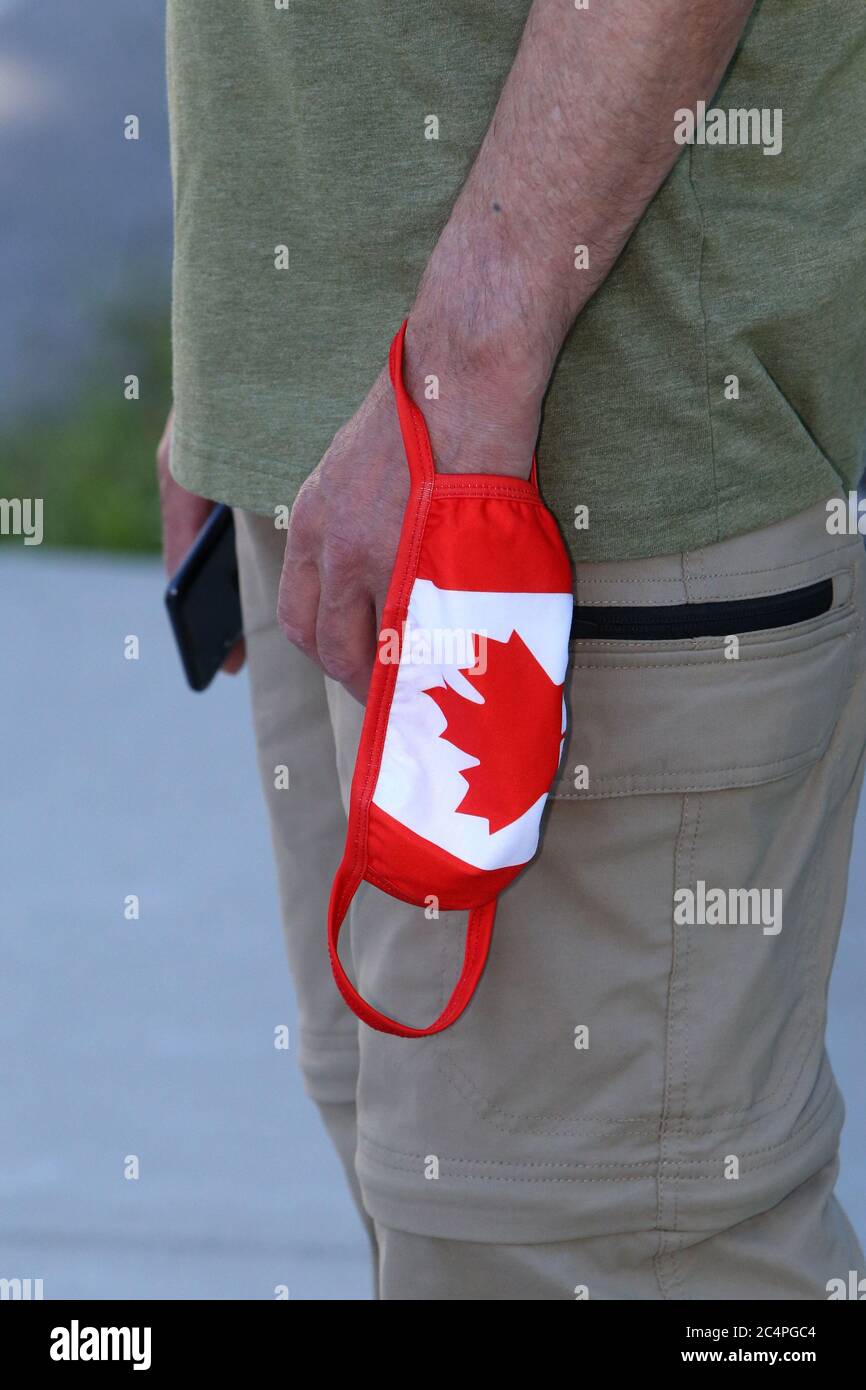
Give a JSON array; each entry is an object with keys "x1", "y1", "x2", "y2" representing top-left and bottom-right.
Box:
[{"x1": 0, "y1": 308, "x2": 170, "y2": 553}]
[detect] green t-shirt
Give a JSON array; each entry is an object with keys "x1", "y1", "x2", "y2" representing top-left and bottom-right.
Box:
[{"x1": 166, "y1": 0, "x2": 866, "y2": 563}]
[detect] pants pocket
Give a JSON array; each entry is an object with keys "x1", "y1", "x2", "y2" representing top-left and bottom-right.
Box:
[
  {"x1": 553, "y1": 567, "x2": 859, "y2": 801},
  {"x1": 440, "y1": 559, "x2": 863, "y2": 1133}
]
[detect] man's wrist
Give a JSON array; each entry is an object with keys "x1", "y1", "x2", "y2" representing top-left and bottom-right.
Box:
[{"x1": 401, "y1": 312, "x2": 547, "y2": 479}]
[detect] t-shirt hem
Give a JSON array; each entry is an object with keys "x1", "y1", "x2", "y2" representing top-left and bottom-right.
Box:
[
  {"x1": 170, "y1": 424, "x2": 309, "y2": 518},
  {"x1": 170, "y1": 426, "x2": 851, "y2": 566}
]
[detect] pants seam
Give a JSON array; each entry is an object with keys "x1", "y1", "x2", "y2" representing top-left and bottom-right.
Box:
[{"x1": 655, "y1": 792, "x2": 701, "y2": 1299}]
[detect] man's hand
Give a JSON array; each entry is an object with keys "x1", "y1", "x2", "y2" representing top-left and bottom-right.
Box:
[
  {"x1": 278, "y1": 0, "x2": 756, "y2": 701},
  {"x1": 156, "y1": 408, "x2": 245, "y2": 675},
  {"x1": 277, "y1": 352, "x2": 543, "y2": 704}
]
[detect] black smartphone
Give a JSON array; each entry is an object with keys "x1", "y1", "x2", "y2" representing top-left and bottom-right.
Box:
[{"x1": 165, "y1": 504, "x2": 243, "y2": 692}]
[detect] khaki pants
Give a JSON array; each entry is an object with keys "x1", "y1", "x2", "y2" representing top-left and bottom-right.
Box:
[{"x1": 236, "y1": 497, "x2": 866, "y2": 1300}]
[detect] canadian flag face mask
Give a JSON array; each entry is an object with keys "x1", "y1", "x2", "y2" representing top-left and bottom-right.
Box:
[{"x1": 327, "y1": 322, "x2": 574, "y2": 1037}]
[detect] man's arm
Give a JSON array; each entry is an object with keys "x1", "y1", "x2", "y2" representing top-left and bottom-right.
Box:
[{"x1": 279, "y1": 0, "x2": 756, "y2": 699}]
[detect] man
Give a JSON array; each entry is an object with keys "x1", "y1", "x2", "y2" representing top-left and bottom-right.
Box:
[{"x1": 159, "y1": 0, "x2": 866, "y2": 1299}]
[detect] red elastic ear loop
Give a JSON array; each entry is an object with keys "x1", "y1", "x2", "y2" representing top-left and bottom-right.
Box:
[
  {"x1": 325, "y1": 320, "x2": 500, "y2": 1037},
  {"x1": 328, "y1": 889, "x2": 496, "y2": 1038}
]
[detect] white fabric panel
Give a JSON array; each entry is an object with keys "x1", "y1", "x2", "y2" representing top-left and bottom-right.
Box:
[{"x1": 373, "y1": 580, "x2": 573, "y2": 871}]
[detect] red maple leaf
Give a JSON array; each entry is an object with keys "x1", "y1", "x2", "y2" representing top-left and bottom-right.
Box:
[{"x1": 423, "y1": 630, "x2": 564, "y2": 834}]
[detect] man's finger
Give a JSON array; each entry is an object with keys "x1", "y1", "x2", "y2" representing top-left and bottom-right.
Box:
[
  {"x1": 315, "y1": 580, "x2": 377, "y2": 703},
  {"x1": 221, "y1": 638, "x2": 246, "y2": 676},
  {"x1": 278, "y1": 552, "x2": 321, "y2": 662}
]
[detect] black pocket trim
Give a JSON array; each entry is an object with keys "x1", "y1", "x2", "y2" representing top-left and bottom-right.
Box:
[{"x1": 570, "y1": 578, "x2": 833, "y2": 641}]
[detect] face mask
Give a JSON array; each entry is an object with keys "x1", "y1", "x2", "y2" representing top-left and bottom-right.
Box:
[{"x1": 327, "y1": 322, "x2": 573, "y2": 1036}]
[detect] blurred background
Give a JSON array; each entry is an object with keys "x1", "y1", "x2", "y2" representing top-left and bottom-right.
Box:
[
  {"x1": 0, "y1": 0, "x2": 369, "y2": 1299},
  {"x1": 0, "y1": 0, "x2": 863, "y2": 1301}
]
